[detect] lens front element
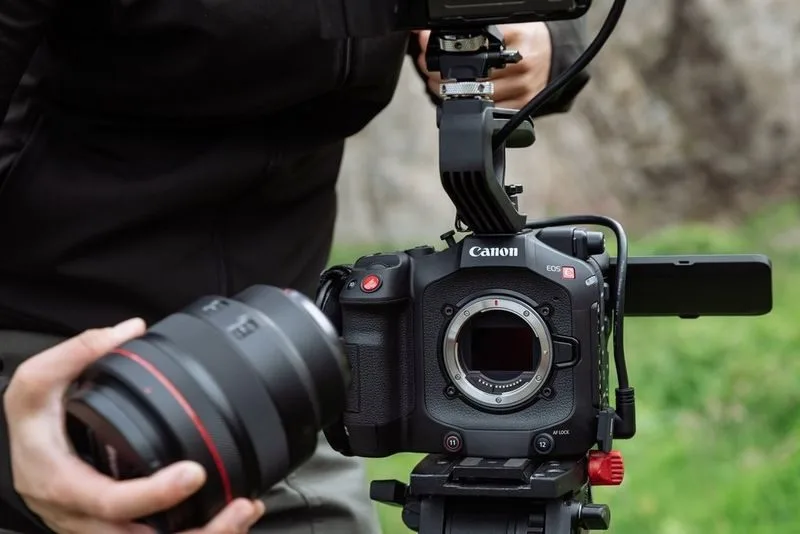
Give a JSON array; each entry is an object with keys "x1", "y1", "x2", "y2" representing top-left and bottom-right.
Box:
[{"x1": 442, "y1": 296, "x2": 553, "y2": 410}]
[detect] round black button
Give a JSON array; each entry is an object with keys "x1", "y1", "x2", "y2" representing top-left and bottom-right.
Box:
[
  {"x1": 443, "y1": 432, "x2": 463, "y2": 453},
  {"x1": 533, "y1": 433, "x2": 554, "y2": 455}
]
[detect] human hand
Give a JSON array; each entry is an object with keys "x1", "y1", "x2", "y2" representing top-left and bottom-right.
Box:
[
  {"x1": 4, "y1": 318, "x2": 266, "y2": 534},
  {"x1": 415, "y1": 22, "x2": 553, "y2": 110}
]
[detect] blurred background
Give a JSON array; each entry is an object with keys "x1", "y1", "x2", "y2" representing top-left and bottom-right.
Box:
[{"x1": 330, "y1": 1, "x2": 799, "y2": 533}]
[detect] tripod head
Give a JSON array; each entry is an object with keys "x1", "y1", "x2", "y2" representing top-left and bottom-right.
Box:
[
  {"x1": 427, "y1": 25, "x2": 534, "y2": 235},
  {"x1": 373, "y1": 454, "x2": 620, "y2": 534}
]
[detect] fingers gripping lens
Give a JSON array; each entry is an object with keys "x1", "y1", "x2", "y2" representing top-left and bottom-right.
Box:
[
  {"x1": 64, "y1": 287, "x2": 349, "y2": 533},
  {"x1": 442, "y1": 296, "x2": 553, "y2": 410}
]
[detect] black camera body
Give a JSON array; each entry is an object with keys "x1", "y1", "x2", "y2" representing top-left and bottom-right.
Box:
[
  {"x1": 317, "y1": 0, "x2": 592, "y2": 38},
  {"x1": 321, "y1": 227, "x2": 611, "y2": 459}
]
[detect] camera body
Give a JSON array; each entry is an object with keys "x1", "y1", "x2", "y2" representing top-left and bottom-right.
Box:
[
  {"x1": 321, "y1": 227, "x2": 611, "y2": 459},
  {"x1": 317, "y1": 0, "x2": 592, "y2": 38}
]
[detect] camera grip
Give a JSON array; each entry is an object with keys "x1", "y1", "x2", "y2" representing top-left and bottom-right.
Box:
[
  {"x1": 340, "y1": 302, "x2": 412, "y2": 424},
  {"x1": 318, "y1": 258, "x2": 414, "y2": 456}
]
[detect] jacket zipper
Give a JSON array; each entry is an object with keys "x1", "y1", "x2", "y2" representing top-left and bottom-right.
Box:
[{"x1": 339, "y1": 37, "x2": 354, "y2": 88}]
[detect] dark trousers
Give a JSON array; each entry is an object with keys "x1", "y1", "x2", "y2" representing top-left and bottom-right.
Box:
[{"x1": 0, "y1": 330, "x2": 381, "y2": 534}]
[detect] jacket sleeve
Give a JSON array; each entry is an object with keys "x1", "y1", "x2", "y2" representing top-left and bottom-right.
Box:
[
  {"x1": 0, "y1": 0, "x2": 61, "y2": 524},
  {"x1": 0, "y1": 0, "x2": 59, "y2": 122},
  {"x1": 535, "y1": 18, "x2": 590, "y2": 116},
  {"x1": 407, "y1": 17, "x2": 591, "y2": 117},
  {"x1": 0, "y1": 380, "x2": 53, "y2": 532}
]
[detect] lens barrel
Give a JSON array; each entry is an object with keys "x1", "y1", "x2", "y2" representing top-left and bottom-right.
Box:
[{"x1": 65, "y1": 286, "x2": 349, "y2": 532}]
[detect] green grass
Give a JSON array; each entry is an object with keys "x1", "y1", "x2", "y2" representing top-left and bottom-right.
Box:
[{"x1": 329, "y1": 203, "x2": 800, "y2": 534}]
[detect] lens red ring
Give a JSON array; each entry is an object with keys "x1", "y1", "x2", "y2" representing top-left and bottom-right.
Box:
[{"x1": 113, "y1": 348, "x2": 233, "y2": 503}]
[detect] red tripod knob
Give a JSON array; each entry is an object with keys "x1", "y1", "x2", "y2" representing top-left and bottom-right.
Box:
[{"x1": 588, "y1": 450, "x2": 625, "y2": 486}]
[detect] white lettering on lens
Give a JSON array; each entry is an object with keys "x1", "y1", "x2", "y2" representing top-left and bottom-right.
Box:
[
  {"x1": 468, "y1": 246, "x2": 519, "y2": 258},
  {"x1": 227, "y1": 314, "x2": 259, "y2": 340},
  {"x1": 202, "y1": 299, "x2": 229, "y2": 313}
]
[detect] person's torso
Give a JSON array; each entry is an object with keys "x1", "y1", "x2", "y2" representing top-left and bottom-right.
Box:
[
  {"x1": 0, "y1": 0, "x2": 410, "y2": 334},
  {"x1": 33, "y1": 0, "x2": 408, "y2": 127}
]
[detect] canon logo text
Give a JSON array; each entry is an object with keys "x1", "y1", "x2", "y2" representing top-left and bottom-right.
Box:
[{"x1": 468, "y1": 246, "x2": 519, "y2": 258}]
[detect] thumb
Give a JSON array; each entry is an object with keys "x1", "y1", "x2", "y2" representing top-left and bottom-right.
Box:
[
  {"x1": 417, "y1": 29, "x2": 431, "y2": 51},
  {"x1": 50, "y1": 456, "x2": 208, "y2": 522},
  {"x1": 414, "y1": 30, "x2": 433, "y2": 76},
  {"x1": 7, "y1": 318, "x2": 146, "y2": 411}
]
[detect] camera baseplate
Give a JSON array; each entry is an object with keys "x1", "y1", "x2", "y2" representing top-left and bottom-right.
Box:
[
  {"x1": 372, "y1": 454, "x2": 611, "y2": 534},
  {"x1": 427, "y1": 25, "x2": 536, "y2": 235}
]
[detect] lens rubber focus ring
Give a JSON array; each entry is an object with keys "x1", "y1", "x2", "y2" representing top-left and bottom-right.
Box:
[{"x1": 108, "y1": 342, "x2": 244, "y2": 504}]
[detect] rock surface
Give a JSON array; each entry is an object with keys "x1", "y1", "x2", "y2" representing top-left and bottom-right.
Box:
[{"x1": 334, "y1": 0, "x2": 800, "y2": 245}]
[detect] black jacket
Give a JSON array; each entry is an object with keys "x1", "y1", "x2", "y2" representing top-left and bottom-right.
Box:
[{"x1": 0, "y1": 0, "x2": 589, "y2": 529}]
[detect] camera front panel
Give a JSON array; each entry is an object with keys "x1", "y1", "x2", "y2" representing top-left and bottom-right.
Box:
[{"x1": 409, "y1": 233, "x2": 605, "y2": 458}]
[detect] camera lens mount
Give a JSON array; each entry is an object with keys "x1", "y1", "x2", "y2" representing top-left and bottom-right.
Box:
[{"x1": 442, "y1": 296, "x2": 553, "y2": 410}]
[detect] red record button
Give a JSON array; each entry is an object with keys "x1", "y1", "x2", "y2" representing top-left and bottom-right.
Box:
[{"x1": 360, "y1": 274, "x2": 382, "y2": 293}]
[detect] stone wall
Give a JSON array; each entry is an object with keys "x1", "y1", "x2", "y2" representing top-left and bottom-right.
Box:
[{"x1": 334, "y1": 0, "x2": 800, "y2": 245}]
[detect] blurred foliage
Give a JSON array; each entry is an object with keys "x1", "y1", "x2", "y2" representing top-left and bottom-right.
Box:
[{"x1": 328, "y1": 202, "x2": 800, "y2": 534}]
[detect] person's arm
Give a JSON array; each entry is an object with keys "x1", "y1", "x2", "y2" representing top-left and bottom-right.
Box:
[
  {"x1": 407, "y1": 17, "x2": 590, "y2": 117},
  {"x1": 0, "y1": 0, "x2": 59, "y2": 122},
  {"x1": 0, "y1": 1, "x2": 63, "y2": 522}
]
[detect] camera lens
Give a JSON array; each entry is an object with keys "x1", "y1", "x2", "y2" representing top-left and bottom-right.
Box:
[
  {"x1": 442, "y1": 296, "x2": 553, "y2": 410},
  {"x1": 64, "y1": 286, "x2": 349, "y2": 532}
]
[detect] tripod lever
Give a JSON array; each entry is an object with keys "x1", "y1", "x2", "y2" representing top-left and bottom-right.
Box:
[
  {"x1": 370, "y1": 479, "x2": 408, "y2": 507},
  {"x1": 579, "y1": 504, "x2": 612, "y2": 530}
]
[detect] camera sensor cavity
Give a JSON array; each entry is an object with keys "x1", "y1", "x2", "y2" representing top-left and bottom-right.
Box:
[{"x1": 442, "y1": 296, "x2": 553, "y2": 410}]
